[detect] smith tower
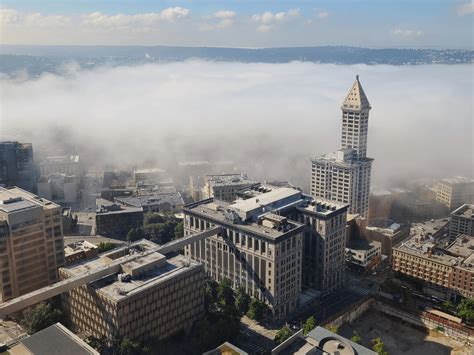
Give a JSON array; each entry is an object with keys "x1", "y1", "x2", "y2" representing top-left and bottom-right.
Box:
[{"x1": 311, "y1": 76, "x2": 373, "y2": 217}]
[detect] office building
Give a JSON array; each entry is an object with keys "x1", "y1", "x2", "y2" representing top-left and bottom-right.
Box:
[
  {"x1": 40, "y1": 156, "x2": 80, "y2": 179},
  {"x1": 60, "y1": 240, "x2": 204, "y2": 342},
  {"x1": 0, "y1": 141, "x2": 35, "y2": 192},
  {"x1": 183, "y1": 188, "x2": 305, "y2": 318},
  {"x1": 346, "y1": 240, "x2": 382, "y2": 270},
  {"x1": 435, "y1": 177, "x2": 474, "y2": 211},
  {"x1": 449, "y1": 204, "x2": 474, "y2": 242},
  {"x1": 95, "y1": 198, "x2": 144, "y2": 239},
  {"x1": 445, "y1": 235, "x2": 474, "y2": 299},
  {"x1": 294, "y1": 198, "x2": 348, "y2": 294},
  {"x1": 311, "y1": 76, "x2": 373, "y2": 218},
  {"x1": 202, "y1": 174, "x2": 259, "y2": 202},
  {"x1": 0, "y1": 187, "x2": 64, "y2": 302}
]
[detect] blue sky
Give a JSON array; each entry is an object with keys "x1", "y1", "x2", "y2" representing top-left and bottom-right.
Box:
[{"x1": 1, "y1": 1, "x2": 472, "y2": 48}]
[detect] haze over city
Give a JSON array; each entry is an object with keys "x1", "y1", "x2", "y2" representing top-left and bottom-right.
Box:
[{"x1": 0, "y1": 1, "x2": 473, "y2": 355}]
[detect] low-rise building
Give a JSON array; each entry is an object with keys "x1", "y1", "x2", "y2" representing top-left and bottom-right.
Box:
[
  {"x1": 95, "y1": 198, "x2": 144, "y2": 239},
  {"x1": 40, "y1": 155, "x2": 80, "y2": 178},
  {"x1": 202, "y1": 174, "x2": 259, "y2": 202},
  {"x1": 60, "y1": 240, "x2": 205, "y2": 343},
  {"x1": 272, "y1": 326, "x2": 377, "y2": 355},
  {"x1": 435, "y1": 177, "x2": 474, "y2": 211},
  {"x1": 346, "y1": 240, "x2": 382, "y2": 270},
  {"x1": 64, "y1": 241, "x2": 99, "y2": 266},
  {"x1": 9, "y1": 323, "x2": 98, "y2": 355},
  {"x1": 392, "y1": 232, "x2": 474, "y2": 300},
  {"x1": 115, "y1": 192, "x2": 184, "y2": 213},
  {"x1": 0, "y1": 187, "x2": 64, "y2": 302},
  {"x1": 449, "y1": 204, "x2": 474, "y2": 242}
]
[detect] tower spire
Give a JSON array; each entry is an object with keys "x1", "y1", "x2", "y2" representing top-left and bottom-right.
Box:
[{"x1": 342, "y1": 75, "x2": 371, "y2": 111}]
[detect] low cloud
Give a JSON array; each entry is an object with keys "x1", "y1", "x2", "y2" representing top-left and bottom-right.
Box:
[
  {"x1": 199, "y1": 10, "x2": 236, "y2": 31},
  {"x1": 1, "y1": 62, "x2": 472, "y2": 190},
  {"x1": 252, "y1": 9, "x2": 300, "y2": 32},
  {"x1": 456, "y1": 1, "x2": 474, "y2": 16},
  {"x1": 0, "y1": 8, "x2": 70, "y2": 28},
  {"x1": 317, "y1": 11, "x2": 329, "y2": 19},
  {"x1": 390, "y1": 29, "x2": 423, "y2": 37}
]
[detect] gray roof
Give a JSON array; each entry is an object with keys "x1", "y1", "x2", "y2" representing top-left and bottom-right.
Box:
[
  {"x1": 116, "y1": 192, "x2": 184, "y2": 208},
  {"x1": 20, "y1": 323, "x2": 98, "y2": 355},
  {"x1": 307, "y1": 327, "x2": 377, "y2": 355}
]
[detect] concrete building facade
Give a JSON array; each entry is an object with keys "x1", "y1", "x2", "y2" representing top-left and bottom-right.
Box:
[
  {"x1": 0, "y1": 141, "x2": 35, "y2": 192},
  {"x1": 311, "y1": 76, "x2": 373, "y2": 218},
  {"x1": 435, "y1": 177, "x2": 474, "y2": 211},
  {"x1": 183, "y1": 189, "x2": 305, "y2": 319},
  {"x1": 39, "y1": 156, "x2": 80, "y2": 178},
  {"x1": 95, "y1": 198, "x2": 144, "y2": 239},
  {"x1": 60, "y1": 240, "x2": 204, "y2": 343},
  {"x1": 449, "y1": 204, "x2": 474, "y2": 242},
  {"x1": 0, "y1": 187, "x2": 64, "y2": 302}
]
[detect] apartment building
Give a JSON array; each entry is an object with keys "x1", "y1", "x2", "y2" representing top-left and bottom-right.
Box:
[
  {"x1": 435, "y1": 177, "x2": 474, "y2": 211},
  {"x1": 0, "y1": 141, "x2": 35, "y2": 192},
  {"x1": 445, "y1": 235, "x2": 474, "y2": 299},
  {"x1": 60, "y1": 240, "x2": 204, "y2": 342},
  {"x1": 310, "y1": 76, "x2": 373, "y2": 218},
  {"x1": 183, "y1": 188, "x2": 305, "y2": 319},
  {"x1": 0, "y1": 187, "x2": 64, "y2": 302},
  {"x1": 449, "y1": 204, "x2": 474, "y2": 242},
  {"x1": 201, "y1": 174, "x2": 259, "y2": 202}
]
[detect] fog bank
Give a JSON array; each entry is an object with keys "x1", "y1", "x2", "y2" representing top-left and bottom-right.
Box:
[{"x1": 1, "y1": 61, "x2": 472, "y2": 191}]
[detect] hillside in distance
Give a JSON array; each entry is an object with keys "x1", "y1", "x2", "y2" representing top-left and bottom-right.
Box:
[{"x1": 1, "y1": 45, "x2": 472, "y2": 78}]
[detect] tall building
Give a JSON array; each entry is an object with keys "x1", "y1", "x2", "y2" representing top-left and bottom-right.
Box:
[
  {"x1": 39, "y1": 155, "x2": 80, "y2": 177},
  {"x1": 310, "y1": 76, "x2": 373, "y2": 217},
  {"x1": 60, "y1": 240, "x2": 204, "y2": 343},
  {"x1": 0, "y1": 187, "x2": 64, "y2": 302},
  {"x1": 435, "y1": 177, "x2": 474, "y2": 211},
  {"x1": 183, "y1": 188, "x2": 305, "y2": 319},
  {"x1": 449, "y1": 204, "x2": 474, "y2": 242},
  {"x1": 0, "y1": 141, "x2": 35, "y2": 192},
  {"x1": 183, "y1": 185, "x2": 349, "y2": 316}
]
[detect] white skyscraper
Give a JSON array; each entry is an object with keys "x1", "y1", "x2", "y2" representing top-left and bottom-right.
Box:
[{"x1": 310, "y1": 76, "x2": 373, "y2": 217}]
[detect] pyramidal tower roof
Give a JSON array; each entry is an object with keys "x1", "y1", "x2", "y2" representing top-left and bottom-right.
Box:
[{"x1": 342, "y1": 75, "x2": 371, "y2": 111}]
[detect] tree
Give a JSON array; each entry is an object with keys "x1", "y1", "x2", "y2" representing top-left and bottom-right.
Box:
[
  {"x1": 21, "y1": 302, "x2": 62, "y2": 334},
  {"x1": 351, "y1": 330, "x2": 362, "y2": 345},
  {"x1": 86, "y1": 336, "x2": 108, "y2": 353},
  {"x1": 235, "y1": 287, "x2": 251, "y2": 316},
  {"x1": 118, "y1": 338, "x2": 145, "y2": 355},
  {"x1": 372, "y1": 337, "x2": 388, "y2": 355},
  {"x1": 457, "y1": 298, "x2": 474, "y2": 325},
  {"x1": 326, "y1": 324, "x2": 339, "y2": 334},
  {"x1": 174, "y1": 221, "x2": 184, "y2": 240},
  {"x1": 247, "y1": 298, "x2": 270, "y2": 322},
  {"x1": 97, "y1": 242, "x2": 116, "y2": 253},
  {"x1": 218, "y1": 278, "x2": 235, "y2": 306},
  {"x1": 303, "y1": 316, "x2": 316, "y2": 335},
  {"x1": 274, "y1": 326, "x2": 293, "y2": 344},
  {"x1": 127, "y1": 227, "x2": 144, "y2": 242}
]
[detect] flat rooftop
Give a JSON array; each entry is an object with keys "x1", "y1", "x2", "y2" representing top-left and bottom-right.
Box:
[
  {"x1": 297, "y1": 197, "x2": 349, "y2": 217},
  {"x1": 116, "y1": 192, "x2": 184, "y2": 208},
  {"x1": 446, "y1": 235, "x2": 474, "y2": 258},
  {"x1": 230, "y1": 187, "x2": 300, "y2": 213},
  {"x1": 62, "y1": 240, "x2": 201, "y2": 302},
  {"x1": 411, "y1": 218, "x2": 450, "y2": 240},
  {"x1": 205, "y1": 173, "x2": 257, "y2": 187},
  {"x1": 41, "y1": 155, "x2": 79, "y2": 164},
  {"x1": 0, "y1": 187, "x2": 59, "y2": 213},
  {"x1": 347, "y1": 239, "x2": 381, "y2": 252},
  {"x1": 185, "y1": 199, "x2": 303, "y2": 240},
  {"x1": 439, "y1": 176, "x2": 474, "y2": 186},
  {"x1": 451, "y1": 204, "x2": 474, "y2": 219}
]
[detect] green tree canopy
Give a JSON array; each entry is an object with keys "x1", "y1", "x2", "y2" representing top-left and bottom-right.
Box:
[
  {"x1": 235, "y1": 287, "x2": 251, "y2": 316},
  {"x1": 274, "y1": 326, "x2": 293, "y2": 344},
  {"x1": 303, "y1": 316, "x2": 316, "y2": 335},
  {"x1": 372, "y1": 337, "x2": 388, "y2": 355},
  {"x1": 247, "y1": 298, "x2": 270, "y2": 322},
  {"x1": 217, "y1": 278, "x2": 235, "y2": 306},
  {"x1": 21, "y1": 302, "x2": 62, "y2": 334},
  {"x1": 351, "y1": 330, "x2": 362, "y2": 345},
  {"x1": 457, "y1": 298, "x2": 474, "y2": 325}
]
